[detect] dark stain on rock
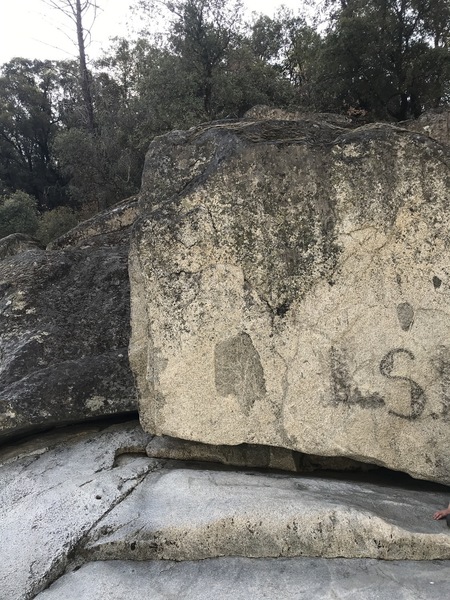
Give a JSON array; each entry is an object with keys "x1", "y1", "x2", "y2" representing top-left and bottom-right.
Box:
[
  {"x1": 431, "y1": 347, "x2": 450, "y2": 421},
  {"x1": 330, "y1": 346, "x2": 385, "y2": 409},
  {"x1": 433, "y1": 276, "x2": 442, "y2": 289},
  {"x1": 275, "y1": 301, "x2": 290, "y2": 317},
  {"x1": 396, "y1": 302, "x2": 414, "y2": 331},
  {"x1": 215, "y1": 332, "x2": 266, "y2": 415},
  {"x1": 379, "y1": 348, "x2": 426, "y2": 420}
]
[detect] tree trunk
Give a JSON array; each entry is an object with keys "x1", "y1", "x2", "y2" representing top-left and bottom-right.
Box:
[{"x1": 75, "y1": 0, "x2": 96, "y2": 132}]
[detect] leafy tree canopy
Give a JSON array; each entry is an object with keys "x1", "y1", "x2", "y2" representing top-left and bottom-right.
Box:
[{"x1": 0, "y1": 0, "x2": 449, "y2": 238}]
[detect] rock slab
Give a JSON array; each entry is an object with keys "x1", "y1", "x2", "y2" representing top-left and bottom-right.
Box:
[
  {"x1": 1, "y1": 421, "x2": 449, "y2": 599},
  {"x1": 83, "y1": 466, "x2": 450, "y2": 562},
  {"x1": 130, "y1": 118, "x2": 450, "y2": 484},
  {"x1": 35, "y1": 558, "x2": 450, "y2": 600},
  {"x1": 0, "y1": 421, "x2": 153, "y2": 600},
  {"x1": 0, "y1": 243, "x2": 135, "y2": 442}
]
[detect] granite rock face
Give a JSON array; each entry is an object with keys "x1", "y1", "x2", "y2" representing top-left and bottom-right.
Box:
[
  {"x1": 404, "y1": 109, "x2": 450, "y2": 147},
  {"x1": 130, "y1": 118, "x2": 450, "y2": 484},
  {"x1": 0, "y1": 202, "x2": 138, "y2": 442}
]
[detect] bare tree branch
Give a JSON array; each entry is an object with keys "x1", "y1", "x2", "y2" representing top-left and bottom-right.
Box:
[{"x1": 41, "y1": 0, "x2": 99, "y2": 132}]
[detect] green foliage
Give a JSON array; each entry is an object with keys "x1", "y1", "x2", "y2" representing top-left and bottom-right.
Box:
[
  {"x1": 53, "y1": 125, "x2": 140, "y2": 212},
  {"x1": 318, "y1": 0, "x2": 450, "y2": 119},
  {"x1": 0, "y1": 191, "x2": 39, "y2": 239},
  {"x1": 0, "y1": 59, "x2": 71, "y2": 209},
  {"x1": 0, "y1": 0, "x2": 449, "y2": 231},
  {"x1": 138, "y1": 0, "x2": 246, "y2": 117},
  {"x1": 36, "y1": 206, "x2": 78, "y2": 245},
  {"x1": 255, "y1": 9, "x2": 324, "y2": 108}
]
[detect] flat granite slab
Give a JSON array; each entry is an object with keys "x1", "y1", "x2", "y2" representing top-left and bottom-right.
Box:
[
  {"x1": 83, "y1": 466, "x2": 450, "y2": 562},
  {"x1": 36, "y1": 557, "x2": 450, "y2": 600},
  {"x1": 1, "y1": 421, "x2": 449, "y2": 599}
]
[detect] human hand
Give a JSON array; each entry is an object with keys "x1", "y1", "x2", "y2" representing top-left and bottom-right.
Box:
[{"x1": 433, "y1": 509, "x2": 449, "y2": 520}]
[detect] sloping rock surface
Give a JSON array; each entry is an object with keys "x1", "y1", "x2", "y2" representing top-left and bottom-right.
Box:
[
  {"x1": 0, "y1": 233, "x2": 44, "y2": 260},
  {"x1": 0, "y1": 241, "x2": 136, "y2": 442},
  {"x1": 0, "y1": 421, "x2": 154, "y2": 600},
  {"x1": 48, "y1": 196, "x2": 139, "y2": 250},
  {"x1": 1, "y1": 422, "x2": 450, "y2": 600},
  {"x1": 130, "y1": 118, "x2": 450, "y2": 484}
]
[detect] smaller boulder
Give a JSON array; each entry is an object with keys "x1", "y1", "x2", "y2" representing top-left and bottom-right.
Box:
[
  {"x1": 0, "y1": 200, "x2": 138, "y2": 442},
  {"x1": 0, "y1": 233, "x2": 43, "y2": 260}
]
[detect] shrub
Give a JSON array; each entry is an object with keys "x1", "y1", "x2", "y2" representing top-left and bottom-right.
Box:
[
  {"x1": 36, "y1": 206, "x2": 78, "y2": 246},
  {"x1": 0, "y1": 191, "x2": 39, "y2": 240}
]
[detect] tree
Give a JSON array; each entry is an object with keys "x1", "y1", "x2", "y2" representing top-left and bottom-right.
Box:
[
  {"x1": 0, "y1": 59, "x2": 71, "y2": 209},
  {"x1": 249, "y1": 9, "x2": 323, "y2": 109},
  {"x1": 52, "y1": 38, "x2": 181, "y2": 213},
  {"x1": 36, "y1": 206, "x2": 78, "y2": 244},
  {"x1": 137, "y1": 0, "x2": 244, "y2": 118},
  {"x1": 43, "y1": 0, "x2": 99, "y2": 131},
  {"x1": 0, "y1": 191, "x2": 39, "y2": 239},
  {"x1": 319, "y1": 0, "x2": 450, "y2": 119}
]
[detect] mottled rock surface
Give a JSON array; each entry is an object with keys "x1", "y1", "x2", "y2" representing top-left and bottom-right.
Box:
[
  {"x1": 0, "y1": 233, "x2": 44, "y2": 260},
  {"x1": 0, "y1": 202, "x2": 138, "y2": 441},
  {"x1": 403, "y1": 109, "x2": 450, "y2": 147},
  {"x1": 1, "y1": 421, "x2": 449, "y2": 600},
  {"x1": 130, "y1": 118, "x2": 450, "y2": 484}
]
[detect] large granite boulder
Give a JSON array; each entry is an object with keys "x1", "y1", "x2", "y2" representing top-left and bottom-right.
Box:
[
  {"x1": 0, "y1": 201, "x2": 138, "y2": 442},
  {"x1": 130, "y1": 117, "x2": 450, "y2": 484}
]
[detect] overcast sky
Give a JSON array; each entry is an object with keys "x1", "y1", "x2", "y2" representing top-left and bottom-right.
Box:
[{"x1": 0, "y1": 0, "x2": 307, "y2": 66}]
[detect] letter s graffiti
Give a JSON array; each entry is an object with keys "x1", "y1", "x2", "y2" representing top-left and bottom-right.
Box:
[{"x1": 379, "y1": 349, "x2": 426, "y2": 420}]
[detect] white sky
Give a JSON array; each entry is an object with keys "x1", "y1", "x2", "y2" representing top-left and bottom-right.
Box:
[{"x1": 0, "y1": 0, "x2": 307, "y2": 66}]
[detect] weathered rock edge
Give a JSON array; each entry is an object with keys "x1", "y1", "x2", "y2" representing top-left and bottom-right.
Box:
[
  {"x1": 83, "y1": 465, "x2": 450, "y2": 562},
  {"x1": 130, "y1": 118, "x2": 450, "y2": 484},
  {"x1": 146, "y1": 435, "x2": 378, "y2": 472}
]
